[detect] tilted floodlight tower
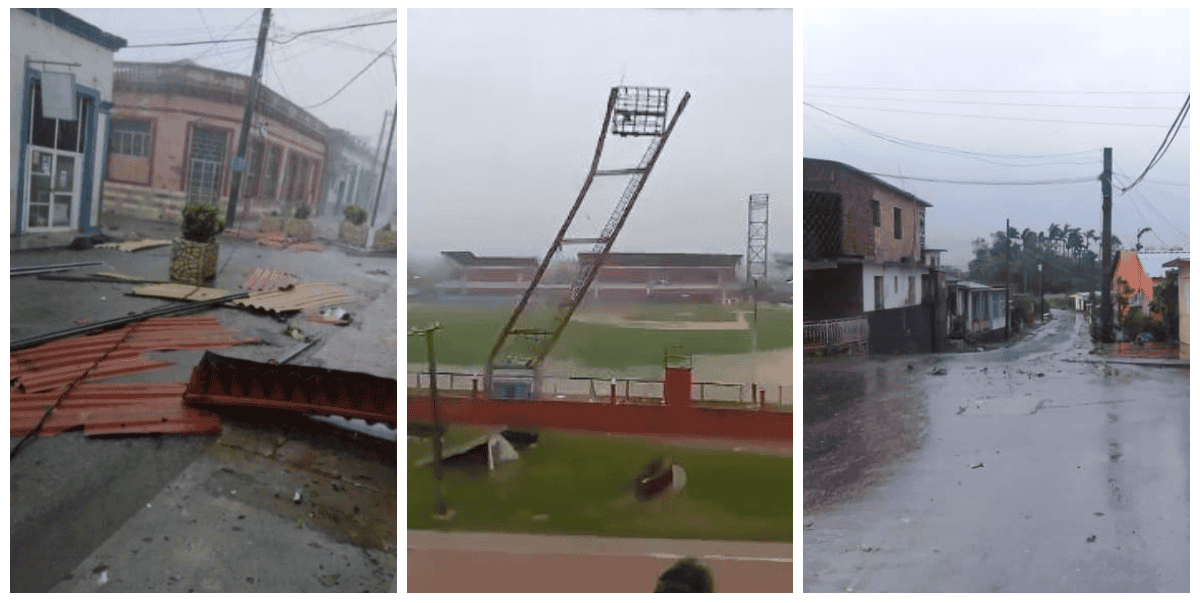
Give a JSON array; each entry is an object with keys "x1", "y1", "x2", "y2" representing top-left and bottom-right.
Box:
[
  {"x1": 485, "y1": 87, "x2": 691, "y2": 395},
  {"x1": 747, "y1": 193, "x2": 769, "y2": 286}
]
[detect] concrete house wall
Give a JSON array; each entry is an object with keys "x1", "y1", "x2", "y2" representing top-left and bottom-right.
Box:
[
  {"x1": 104, "y1": 61, "x2": 328, "y2": 224},
  {"x1": 804, "y1": 158, "x2": 943, "y2": 353},
  {"x1": 11, "y1": 8, "x2": 125, "y2": 235}
]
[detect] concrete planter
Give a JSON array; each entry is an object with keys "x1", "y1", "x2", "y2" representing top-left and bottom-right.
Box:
[
  {"x1": 340, "y1": 221, "x2": 368, "y2": 247},
  {"x1": 373, "y1": 229, "x2": 397, "y2": 251},
  {"x1": 170, "y1": 238, "x2": 218, "y2": 285},
  {"x1": 285, "y1": 218, "x2": 313, "y2": 241},
  {"x1": 258, "y1": 216, "x2": 285, "y2": 233}
]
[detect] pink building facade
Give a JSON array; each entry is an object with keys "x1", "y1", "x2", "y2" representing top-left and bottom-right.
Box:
[{"x1": 103, "y1": 61, "x2": 328, "y2": 224}]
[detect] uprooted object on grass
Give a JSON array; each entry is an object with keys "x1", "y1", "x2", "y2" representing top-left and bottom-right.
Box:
[
  {"x1": 634, "y1": 456, "x2": 687, "y2": 501},
  {"x1": 414, "y1": 431, "x2": 520, "y2": 471}
]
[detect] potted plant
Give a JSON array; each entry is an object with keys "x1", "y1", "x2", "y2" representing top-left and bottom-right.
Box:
[
  {"x1": 170, "y1": 203, "x2": 225, "y2": 285},
  {"x1": 286, "y1": 202, "x2": 314, "y2": 241},
  {"x1": 340, "y1": 205, "x2": 369, "y2": 247}
]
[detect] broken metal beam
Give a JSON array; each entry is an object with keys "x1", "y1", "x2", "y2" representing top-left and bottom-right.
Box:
[
  {"x1": 183, "y1": 351, "x2": 397, "y2": 425},
  {"x1": 11, "y1": 261, "x2": 104, "y2": 277}
]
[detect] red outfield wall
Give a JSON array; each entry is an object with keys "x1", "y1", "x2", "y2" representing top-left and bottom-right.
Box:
[
  {"x1": 407, "y1": 396, "x2": 792, "y2": 442},
  {"x1": 409, "y1": 368, "x2": 790, "y2": 441}
]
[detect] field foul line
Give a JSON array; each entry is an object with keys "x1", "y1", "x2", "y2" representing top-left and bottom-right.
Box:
[
  {"x1": 647, "y1": 552, "x2": 792, "y2": 563},
  {"x1": 407, "y1": 545, "x2": 791, "y2": 563}
]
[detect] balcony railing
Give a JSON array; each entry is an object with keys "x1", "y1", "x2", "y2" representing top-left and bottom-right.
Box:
[{"x1": 803, "y1": 316, "x2": 869, "y2": 355}]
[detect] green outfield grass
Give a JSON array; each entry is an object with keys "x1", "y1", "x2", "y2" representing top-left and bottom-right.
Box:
[
  {"x1": 407, "y1": 426, "x2": 792, "y2": 542},
  {"x1": 407, "y1": 303, "x2": 792, "y2": 370}
]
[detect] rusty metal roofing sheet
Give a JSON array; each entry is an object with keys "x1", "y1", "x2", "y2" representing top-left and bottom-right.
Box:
[
  {"x1": 10, "y1": 316, "x2": 257, "y2": 394},
  {"x1": 241, "y1": 267, "x2": 299, "y2": 292},
  {"x1": 11, "y1": 382, "x2": 222, "y2": 437}
]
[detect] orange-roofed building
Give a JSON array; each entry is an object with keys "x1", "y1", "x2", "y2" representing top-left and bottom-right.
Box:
[{"x1": 1109, "y1": 250, "x2": 1159, "y2": 320}]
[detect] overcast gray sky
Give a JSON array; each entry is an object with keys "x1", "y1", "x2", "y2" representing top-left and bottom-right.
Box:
[
  {"x1": 804, "y1": 8, "x2": 1189, "y2": 277},
  {"x1": 407, "y1": 8, "x2": 793, "y2": 261},
  {"x1": 70, "y1": 8, "x2": 398, "y2": 144}
]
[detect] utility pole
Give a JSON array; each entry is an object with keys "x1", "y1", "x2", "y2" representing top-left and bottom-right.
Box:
[
  {"x1": 369, "y1": 109, "x2": 389, "y2": 207},
  {"x1": 1005, "y1": 218, "x2": 1010, "y2": 340},
  {"x1": 1100, "y1": 148, "x2": 1114, "y2": 342},
  {"x1": 409, "y1": 323, "x2": 449, "y2": 518},
  {"x1": 225, "y1": 8, "x2": 271, "y2": 228},
  {"x1": 370, "y1": 101, "x2": 397, "y2": 231}
]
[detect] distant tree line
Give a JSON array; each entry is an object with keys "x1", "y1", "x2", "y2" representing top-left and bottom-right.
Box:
[{"x1": 967, "y1": 222, "x2": 1118, "y2": 295}]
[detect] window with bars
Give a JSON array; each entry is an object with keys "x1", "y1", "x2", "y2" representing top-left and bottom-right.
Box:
[
  {"x1": 186, "y1": 126, "x2": 227, "y2": 206},
  {"x1": 110, "y1": 120, "x2": 151, "y2": 157}
]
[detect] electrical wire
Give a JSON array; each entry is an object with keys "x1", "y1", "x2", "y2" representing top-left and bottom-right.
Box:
[
  {"x1": 1114, "y1": 167, "x2": 1189, "y2": 244},
  {"x1": 300, "y1": 39, "x2": 396, "y2": 109},
  {"x1": 867, "y1": 173, "x2": 1095, "y2": 186},
  {"x1": 809, "y1": 102, "x2": 1191, "y2": 128},
  {"x1": 806, "y1": 84, "x2": 1188, "y2": 95},
  {"x1": 1118, "y1": 95, "x2": 1190, "y2": 194},
  {"x1": 804, "y1": 102, "x2": 1103, "y2": 166},
  {"x1": 124, "y1": 18, "x2": 394, "y2": 48},
  {"x1": 804, "y1": 93, "x2": 1181, "y2": 111}
]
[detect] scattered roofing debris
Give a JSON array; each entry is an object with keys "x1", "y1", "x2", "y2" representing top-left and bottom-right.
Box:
[
  {"x1": 11, "y1": 316, "x2": 258, "y2": 393},
  {"x1": 9, "y1": 317, "x2": 257, "y2": 443},
  {"x1": 287, "y1": 242, "x2": 325, "y2": 253},
  {"x1": 11, "y1": 261, "x2": 104, "y2": 277},
  {"x1": 11, "y1": 383, "x2": 222, "y2": 437},
  {"x1": 414, "y1": 431, "x2": 519, "y2": 471},
  {"x1": 183, "y1": 351, "x2": 397, "y2": 426},
  {"x1": 241, "y1": 267, "x2": 299, "y2": 292},
  {"x1": 11, "y1": 292, "x2": 251, "y2": 352},
  {"x1": 131, "y1": 282, "x2": 359, "y2": 314},
  {"x1": 94, "y1": 239, "x2": 172, "y2": 252},
  {"x1": 233, "y1": 282, "x2": 359, "y2": 314}
]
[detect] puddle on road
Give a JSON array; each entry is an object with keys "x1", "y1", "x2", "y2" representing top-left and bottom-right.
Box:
[{"x1": 803, "y1": 359, "x2": 929, "y2": 512}]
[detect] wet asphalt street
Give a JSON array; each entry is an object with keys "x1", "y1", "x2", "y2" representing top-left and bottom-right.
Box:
[{"x1": 803, "y1": 309, "x2": 1188, "y2": 592}]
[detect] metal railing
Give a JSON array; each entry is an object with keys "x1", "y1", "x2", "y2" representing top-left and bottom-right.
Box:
[
  {"x1": 803, "y1": 315, "x2": 869, "y2": 355},
  {"x1": 407, "y1": 371, "x2": 792, "y2": 406}
]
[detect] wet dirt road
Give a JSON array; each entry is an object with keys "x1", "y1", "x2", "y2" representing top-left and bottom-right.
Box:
[{"x1": 803, "y1": 310, "x2": 1188, "y2": 592}]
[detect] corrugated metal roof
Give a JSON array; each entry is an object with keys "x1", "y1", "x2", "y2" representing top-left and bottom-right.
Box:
[
  {"x1": 578, "y1": 252, "x2": 742, "y2": 267},
  {"x1": 241, "y1": 268, "x2": 299, "y2": 292},
  {"x1": 132, "y1": 282, "x2": 359, "y2": 313}
]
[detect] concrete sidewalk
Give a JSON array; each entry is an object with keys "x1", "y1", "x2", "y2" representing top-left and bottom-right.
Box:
[{"x1": 1063, "y1": 356, "x2": 1189, "y2": 368}]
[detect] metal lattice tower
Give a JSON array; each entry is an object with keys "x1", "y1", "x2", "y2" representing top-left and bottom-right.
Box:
[
  {"x1": 747, "y1": 193, "x2": 769, "y2": 285},
  {"x1": 485, "y1": 87, "x2": 691, "y2": 390}
]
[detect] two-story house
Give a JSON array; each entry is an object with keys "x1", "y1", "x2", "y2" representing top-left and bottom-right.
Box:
[{"x1": 803, "y1": 158, "x2": 946, "y2": 354}]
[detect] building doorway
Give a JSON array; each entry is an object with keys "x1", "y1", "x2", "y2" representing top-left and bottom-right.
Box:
[
  {"x1": 186, "y1": 126, "x2": 227, "y2": 206},
  {"x1": 22, "y1": 79, "x2": 89, "y2": 232}
]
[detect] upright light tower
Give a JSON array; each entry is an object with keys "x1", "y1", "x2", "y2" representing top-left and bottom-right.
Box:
[{"x1": 747, "y1": 194, "x2": 769, "y2": 288}]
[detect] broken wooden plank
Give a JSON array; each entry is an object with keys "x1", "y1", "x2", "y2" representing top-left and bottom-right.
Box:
[{"x1": 130, "y1": 283, "x2": 236, "y2": 302}]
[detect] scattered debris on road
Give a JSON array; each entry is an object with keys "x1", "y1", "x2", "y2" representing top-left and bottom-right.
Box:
[
  {"x1": 930, "y1": 367, "x2": 947, "y2": 376},
  {"x1": 241, "y1": 267, "x2": 299, "y2": 292},
  {"x1": 94, "y1": 239, "x2": 172, "y2": 252}
]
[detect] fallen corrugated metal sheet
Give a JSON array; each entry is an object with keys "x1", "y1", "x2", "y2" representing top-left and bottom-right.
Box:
[
  {"x1": 10, "y1": 382, "x2": 222, "y2": 437},
  {"x1": 130, "y1": 283, "x2": 236, "y2": 302},
  {"x1": 10, "y1": 316, "x2": 258, "y2": 394},
  {"x1": 95, "y1": 239, "x2": 172, "y2": 252},
  {"x1": 241, "y1": 268, "x2": 299, "y2": 292},
  {"x1": 130, "y1": 282, "x2": 359, "y2": 314},
  {"x1": 288, "y1": 242, "x2": 325, "y2": 253},
  {"x1": 233, "y1": 282, "x2": 359, "y2": 313},
  {"x1": 184, "y1": 351, "x2": 396, "y2": 425}
]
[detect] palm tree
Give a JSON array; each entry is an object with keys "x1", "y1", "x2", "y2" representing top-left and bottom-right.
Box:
[
  {"x1": 1067, "y1": 227, "x2": 1084, "y2": 265},
  {"x1": 1048, "y1": 223, "x2": 1063, "y2": 257},
  {"x1": 1136, "y1": 227, "x2": 1153, "y2": 252}
]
